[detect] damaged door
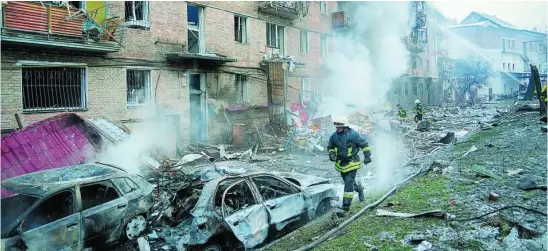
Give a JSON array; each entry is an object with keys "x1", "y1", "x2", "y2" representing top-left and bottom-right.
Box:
[
  {"x1": 19, "y1": 190, "x2": 81, "y2": 251},
  {"x1": 189, "y1": 73, "x2": 207, "y2": 142},
  {"x1": 251, "y1": 176, "x2": 306, "y2": 231},
  {"x1": 221, "y1": 180, "x2": 269, "y2": 249},
  {"x1": 79, "y1": 181, "x2": 128, "y2": 247}
]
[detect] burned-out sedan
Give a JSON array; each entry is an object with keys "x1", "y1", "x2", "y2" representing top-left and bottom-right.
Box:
[
  {"x1": 167, "y1": 171, "x2": 337, "y2": 251},
  {"x1": 0, "y1": 163, "x2": 155, "y2": 251}
]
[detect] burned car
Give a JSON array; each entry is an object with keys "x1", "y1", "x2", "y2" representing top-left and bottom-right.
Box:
[
  {"x1": 1, "y1": 163, "x2": 155, "y2": 251},
  {"x1": 165, "y1": 171, "x2": 337, "y2": 251}
]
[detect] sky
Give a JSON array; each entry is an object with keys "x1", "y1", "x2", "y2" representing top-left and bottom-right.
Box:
[{"x1": 431, "y1": 1, "x2": 548, "y2": 32}]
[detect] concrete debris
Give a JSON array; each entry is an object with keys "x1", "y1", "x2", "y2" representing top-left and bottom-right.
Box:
[
  {"x1": 416, "y1": 120, "x2": 430, "y2": 132},
  {"x1": 471, "y1": 164, "x2": 502, "y2": 180},
  {"x1": 506, "y1": 168, "x2": 524, "y2": 177},
  {"x1": 438, "y1": 132, "x2": 455, "y2": 144},
  {"x1": 173, "y1": 154, "x2": 205, "y2": 169},
  {"x1": 417, "y1": 240, "x2": 433, "y2": 251},
  {"x1": 147, "y1": 230, "x2": 159, "y2": 240},
  {"x1": 448, "y1": 200, "x2": 456, "y2": 207},
  {"x1": 542, "y1": 126, "x2": 547, "y2": 133},
  {"x1": 518, "y1": 176, "x2": 548, "y2": 191},
  {"x1": 516, "y1": 104, "x2": 540, "y2": 112},
  {"x1": 488, "y1": 192, "x2": 499, "y2": 201},
  {"x1": 462, "y1": 145, "x2": 478, "y2": 157},
  {"x1": 138, "y1": 237, "x2": 151, "y2": 251}
]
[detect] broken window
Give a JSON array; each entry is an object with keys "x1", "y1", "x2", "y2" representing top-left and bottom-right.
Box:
[
  {"x1": 234, "y1": 15, "x2": 247, "y2": 43},
  {"x1": 300, "y1": 31, "x2": 309, "y2": 53},
  {"x1": 1, "y1": 193, "x2": 39, "y2": 234},
  {"x1": 222, "y1": 180, "x2": 256, "y2": 216},
  {"x1": 22, "y1": 191, "x2": 74, "y2": 232},
  {"x1": 22, "y1": 67, "x2": 86, "y2": 112},
  {"x1": 512, "y1": 64, "x2": 515, "y2": 71},
  {"x1": 68, "y1": 1, "x2": 85, "y2": 9},
  {"x1": 80, "y1": 182, "x2": 120, "y2": 210},
  {"x1": 266, "y1": 23, "x2": 284, "y2": 52},
  {"x1": 188, "y1": 4, "x2": 204, "y2": 54},
  {"x1": 301, "y1": 78, "x2": 312, "y2": 103},
  {"x1": 320, "y1": 1, "x2": 327, "y2": 14},
  {"x1": 503, "y1": 63, "x2": 506, "y2": 70},
  {"x1": 235, "y1": 74, "x2": 250, "y2": 104},
  {"x1": 112, "y1": 178, "x2": 139, "y2": 194},
  {"x1": 412, "y1": 82, "x2": 418, "y2": 95},
  {"x1": 252, "y1": 176, "x2": 299, "y2": 201},
  {"x1": 124, "y1": 1, "x2": 150, "y2": 28},
  {"x1": 321, "y1": 35, "x2": 328, "y2": 57},
  {"x1": 127, "y1": 69, "x2": 151, "y2": 106},
  {"x1": 404, "y1": 82, "x2": 409, "y2": 95}
]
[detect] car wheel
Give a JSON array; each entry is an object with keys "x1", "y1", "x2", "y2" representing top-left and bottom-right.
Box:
[
  {"x1": 315, "y1": 199, "x2": 332, "y2": 218},
  {"x1": 125, "y1": 215, "x2": 147, "y2": 240},
  {"x1": 199, "y1": 243, "x2": 223, "y2": 251}
]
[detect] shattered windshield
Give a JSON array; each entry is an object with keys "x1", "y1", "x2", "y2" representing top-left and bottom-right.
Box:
[{"x1": 1, "y1": 188, "x2": 39, "y2": 235}]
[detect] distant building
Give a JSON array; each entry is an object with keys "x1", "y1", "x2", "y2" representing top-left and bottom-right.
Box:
[{"x1": 446, "y1": 12, "x2": 547, "y2": 96}]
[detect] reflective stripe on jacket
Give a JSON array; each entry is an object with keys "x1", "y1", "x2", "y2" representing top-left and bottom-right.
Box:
[
  {"x1": 328, "y1": 128, "x2": 371, "y2": 173},
  {"x1": 416, "y1": 103, "x2": 424, "y2": 115},
  {"x1": 398, "y1": 108, "x2": 407, "y2": 120}
]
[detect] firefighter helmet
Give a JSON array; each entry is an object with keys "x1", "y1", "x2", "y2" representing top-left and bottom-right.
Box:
[
  {"x1": 333, "y1": 116, "x2": 349, "y2": 127},
  {"x1": 415, "y1": 99, "x2": 421, "y2": 105}
]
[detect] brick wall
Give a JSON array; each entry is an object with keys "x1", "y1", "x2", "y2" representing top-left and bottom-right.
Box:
[{"x1": 1, "y1": 1, "x2": 337, "y2": 142}]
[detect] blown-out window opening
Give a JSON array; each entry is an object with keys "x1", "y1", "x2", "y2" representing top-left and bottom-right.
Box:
[{"x1": 127, "y1": 69, "x2": 151, "y2": 106}]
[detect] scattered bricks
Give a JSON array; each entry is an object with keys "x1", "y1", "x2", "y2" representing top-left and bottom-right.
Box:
[{"x1": 488, "y1": 192, "x2": 499, "y2": 201}]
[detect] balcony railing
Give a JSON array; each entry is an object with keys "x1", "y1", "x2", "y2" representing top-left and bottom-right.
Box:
[
  {"x1": 332, "y1": 11, "x2": 350, "y2": 30},
  {"x1": 258, "y1": 1, "x2": 309, "y2": 19},
  {"x1": 1, "y1": 1, "x2": 124, "y2": 53}
]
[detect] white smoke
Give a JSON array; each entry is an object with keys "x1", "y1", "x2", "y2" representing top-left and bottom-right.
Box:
[
  {"x1": 318, "y1": 2, "x2": 412, "y2": 191},
  {"x1": 92, "y1": 105, "x2": 177, "y2": 175},
  {"x1": 318, "y1": 2, "x2": 411, "y2": 117}
]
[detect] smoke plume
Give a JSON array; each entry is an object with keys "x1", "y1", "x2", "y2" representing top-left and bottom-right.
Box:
[{"x1": 319, "y1": 2, "x2": 412, "y2": 191}]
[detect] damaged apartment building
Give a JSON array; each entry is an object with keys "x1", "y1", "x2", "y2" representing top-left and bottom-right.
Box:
[{"x1": 0, "y1": 1, "x2": 337, "y2": 147}]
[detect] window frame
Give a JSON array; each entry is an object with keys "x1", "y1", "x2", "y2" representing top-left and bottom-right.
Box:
[
  {"x1": 320, "y1": 1, "x2": 327, "y2": 15},
  {"x1": 20, "y1": 65, "x2": 88, "y2": 113},
  {"x1": 220, "y1": 179, "x2": 258, "y2": 217},
  {"x1": 300, "y1": 30, "x2": 309, "y2": 53},
  {"x1": 301, "y1": 78, "x2": 312, "y2": 103},
  {"x1": 235, "y1": 74, "x2": 250, "y2": 104},
  {"x1": 126, "y1": 69, "x2": 152, "y2": 106},
  {"x1": 266, "y1": 23, "x2": 284, "y2": 51},
  {"x1": 320, "y1": 35, "x2": 328, "y2": 57},
  {"x1": 79, "y1": 180, "x2": 122, "y2": 211},
  {"x1": 20, "y1": 189, "x2": 76, "y2": 233},
  {"x1": 250, "y1": 175, "x2": 301, "y2": 202},
  {"x1": 234, "y1": 15, "x2": 248, "y2": 44},
  {"x1": 124, "y1": 1, "x2": 151, "y2": 29}
]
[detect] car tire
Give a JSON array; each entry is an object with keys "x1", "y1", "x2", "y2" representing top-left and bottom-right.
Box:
[
  {"x1": 199, "y1": 243, "x2": 223, "y2": 251},
  {"x1": 315, "y1": 199, "x2": 332, "y2": 218},
  {"x1": 124, "y1": 215, "x2": 147, "y2": 240}
]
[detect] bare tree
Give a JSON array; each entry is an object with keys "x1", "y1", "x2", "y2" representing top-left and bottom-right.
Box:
[{"x1": 452, "y1": 55, "x2": 494, "y2": 105}]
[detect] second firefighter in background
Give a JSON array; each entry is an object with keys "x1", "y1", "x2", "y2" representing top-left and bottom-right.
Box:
[{"x1": 328, "y1": 116, "x2": 372, "y2": 215}]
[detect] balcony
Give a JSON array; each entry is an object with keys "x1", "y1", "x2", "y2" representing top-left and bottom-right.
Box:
[
  {"x1": 332, "y1": 11, "x2": 351, "y2": 30},
  {"x1": 258, "y1": 1, "x2": 309, "y2": 19},
  {"x1": 403, "y1": 28, "x2": 427, "y2": 53},
  {"x1": 1, "y1": 1, "x2": 124, "y2": 54}
]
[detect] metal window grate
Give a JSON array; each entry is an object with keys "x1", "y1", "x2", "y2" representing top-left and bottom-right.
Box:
[
  {"x1": 127, "y1": 69, "x2": 151, "y2": 105},
  {"x1": 22, "y1": 67, "x2": 86, "y2": 111}
]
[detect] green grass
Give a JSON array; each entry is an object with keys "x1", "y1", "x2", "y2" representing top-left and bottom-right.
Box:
[{"x1": 268, "y1": 173, "x2": 453, "y2": 251}]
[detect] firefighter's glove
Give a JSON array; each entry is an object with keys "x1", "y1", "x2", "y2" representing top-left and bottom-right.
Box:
[
  {"x1": 363, "y1": 152, "x2": 371, "y2": 165},
  {"x1": 363, "y1": 156, "x2": 371, "y2": 165},
  {"x1": 329, "y1": 152, "x2": 337, "y2": 162}
]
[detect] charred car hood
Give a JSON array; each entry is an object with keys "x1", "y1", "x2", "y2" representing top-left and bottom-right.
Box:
[{"x1": 273, "y1": 172, "x2": 330, "y2": 187}]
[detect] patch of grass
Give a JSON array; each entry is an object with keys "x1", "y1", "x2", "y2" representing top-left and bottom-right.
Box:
[
  {"x1": 450, "y1": 239, "x2": 485, "y2": 250},
  {"x1": 455, "y1": 183, "x2": 473, "y2": 192},
  {"x1": 268, "y1": 173, "x2": 452, "y2": 251}
]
